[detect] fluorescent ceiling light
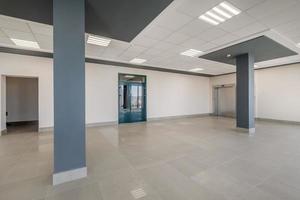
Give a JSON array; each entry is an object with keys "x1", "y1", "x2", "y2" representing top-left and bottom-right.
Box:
[
  {"x1": 189, "y1": 68, "x2": 204, "y2": 72},
  {"x1": 199, "y1": 15, "x2": 219, "y2": 25},
  {"x1": 130, "y1": 58, "x2": 147, "y2": 64},
  {"x1": 87, "y1": 35, "x2": 111, "y2": 46},
  {"x1": 220, "y1": 1, "x2": 241, "y2": 15},
  {"x1": 199, "y1": 1, "x2": 241, "y2": 25},
  {"x1": 213, "y1": 7, "x2": 232, "y2": 19},
  {"x1": 206, "y1": 11, "x2": 225, "y2": 22},
  {"x1": 10, "y1": 38, "x2": 40, "y2": 49},
  {"x1": 297, "y1": 43, "x2": 300, "y2": 48},
  {"x1": 181, "y1": 49, "x2": 203, "y2": 57}
]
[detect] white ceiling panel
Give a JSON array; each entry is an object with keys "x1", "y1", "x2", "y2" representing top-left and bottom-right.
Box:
[
  {"x1": 2, "y1": 28, "x2": 36, "y2": 41},
  {"x1": 165, "y1": 32, "x2": 190, "y2": 44},
  {"x1": 142, "y1": 25, "x2": 172, "y2": 40},
  {"x1": 0, "y1": 15, "x2": 31, "y2": 32},
  {"x1": 29, "y1": 22, "x2": 53, "y2": 36},
  {"x1": 227, "y1": 0, "x2": 266, "y2": 11},
  {"x1": 211, "y1": 33, "x2": 239, "y2": 46},
  {"x1": 156, "y1": 10, "x2": 193, "y2": 31},
  {"x1": 0, "y1": 28, "x2": 6, "y2": 37},
  {"x1": 131, "y1": 35, "x2": 159, "y2": 47},
  {"x1": 233, "y1": 22, "x2": 267, "y2": 38},
  {"x1": 176, "y1": 0, "x2": 221, "y2": 17},
  {"x1": 197, "y1": 27, "x2": 228, "y2": 42},
  {"x1": 246, "y1": 0, "x2": 298, "y2": 20},
  {"x1": 180, "y1": 37, "x2": 207, "y2": 49},
  {"x1": 86, "y1": 44, "x2": 106, "y2": 58},
  {"x1": 219, "y1": 13, "x2": 255, "y2": 32},
  {"x1": 176, "y1": 19, "x2": 213, "y2": 37},
  {"x1": 35, "y1": 34, "x2": 52, "y2": 50},
  {"x1": 0, "y1": 36, "x2": 14, "y2": 46}
]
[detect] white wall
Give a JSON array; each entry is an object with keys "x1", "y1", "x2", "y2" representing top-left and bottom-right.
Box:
[
  {"x1": 210, "y1": 64, "x2": 300, "y2": 122},
  {"x1": 6, "y1": 77, "x2": 39, "y2": 123},
  {"x1": 0, "y1": 52, "x2": 211, "y2": 130},
  {"x1": 1, "y1": 76, "x2": 6, "y2": 131}
]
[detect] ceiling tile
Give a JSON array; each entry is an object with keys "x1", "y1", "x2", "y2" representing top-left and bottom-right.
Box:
[
  {"x1": 228, "y1": 0, "x2": 266, "y2": 11},
  {"x1": 233, "y1": 22, "x2": 267, "y2": 38},
  {"x1": 35, "y1": 34, "x2": 52, "y2": 50},
  {"x1": 0, "y1": 28, "x2": 6, "y2": 37},
  {"x1": 0, "y1": 36, "x2": 14, "y2": 46},
  {"x1": 0, "y1": 15, "x2": 31, "y2": 32},
  {"x1": 29, "y1": 22, "x2": 53, "y2": 36},
  {"x1": 118, "y1": 45, "x2": 147, "y2": 60},
  {"x1": 246, "y1": 0, "x2": 298, "y2": 20},
  {"x1": 176, "y1": 0, "x2": 221, "y2": 17},
  {"x1": 219, "y1": 13, "x2": 256, "y2": 32},
  {"x1": 176, "y1": 19, "x2": 213, "y2": 37},
  {"x1": 259, "y1": 3, "x2": 300, "y2": 28},
  {"x1": 152, "y1": 41, "x2": 177, "y2": 51},
  {"x1": 197, "y1": 27, "x2": 228, "y2": 42},
  {"x1": 156, "y1": 10, "x2": 193, "y2": 31},
  {"x1": 180, "y1": 37, "x2": 207, "y2": 49},
  {"x1": 142, "y1": 25, "x2": 172, "y2": 40},
  {"x1": 164, "y1": 32, "x2": 190, "y2": 44},
  {"x1": 2, "y1": 28, "x2": 36, "y2": 41},
  {"x1": 211, "y1": 33, "x2": 239, "y2": 46},
  {"x1": 131, "y1": 35, "x2": 159, "y2": 47},
  {"x1": 198, "y1": 42, "x2": 218, "y2": 52},
  {"x1": 86, "y1": 44, "x2": 106, "y2": 58}
]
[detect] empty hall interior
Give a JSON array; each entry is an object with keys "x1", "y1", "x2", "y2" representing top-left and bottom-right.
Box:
[{"x1": 1, "y1": 0, "x2": 300, "y2": 199}]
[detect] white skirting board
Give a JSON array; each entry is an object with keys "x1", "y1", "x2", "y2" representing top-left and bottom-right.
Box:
[
  {"x1": 53, "y1": 167, "x2": 87, "y2": 185},
  {"x1": 236, "y1": 127, "x2": 256, "y2": 136}
]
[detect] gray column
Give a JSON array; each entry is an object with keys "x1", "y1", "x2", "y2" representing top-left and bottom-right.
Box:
[
  {"x1": 53, "y1": 0, "x2": 86, "y2": 185},
  {"x1": 236, "y1": 53, "x2": 255, "y2": 134}
]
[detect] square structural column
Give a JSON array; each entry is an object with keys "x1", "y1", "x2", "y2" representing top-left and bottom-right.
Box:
[
  {"x1": 236, "y1": 53, "x2": 255, "y2": 135},
  {"x1": 53, "y1": 0, "x2": 86, "y2": 185}
]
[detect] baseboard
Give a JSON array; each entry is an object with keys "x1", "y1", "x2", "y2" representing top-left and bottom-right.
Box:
[
  {"x1": 38, "y1": 121, "x2": 118, "y2": 133},
  {"x1": 148, "y1": 113, "x2": 212, "y2": 122},
  {"x1": 86, "y1": 121, "x2": 118, "y2": 127},
  {"x1": 236, "y1": 127, "x2": 256, "y2": 135},
  {"x1": 53, "y1": 167, "x2": 87, "y2": 185},
  {"x1": 256, "y1": 118, "x2": 300, "y2": 125},
  {"x1": 0, "y1": 129, "x2": 7, "y2": 136}
]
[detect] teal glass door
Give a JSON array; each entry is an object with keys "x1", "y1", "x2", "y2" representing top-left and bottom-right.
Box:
[{"x1": 119, "y1": 74, "x2": 146, "y2": 123}]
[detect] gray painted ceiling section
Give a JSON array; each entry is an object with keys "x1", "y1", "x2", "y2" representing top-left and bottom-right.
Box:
[
  {"x1": 200, "y1": 36, "x2": 298, "y2": 65},
  {"x1": 0, "y1": 0, "x2": 173, "y2": 42}
]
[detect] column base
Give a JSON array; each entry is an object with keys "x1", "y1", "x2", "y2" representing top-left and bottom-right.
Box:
[
  {"x1": 53, "y1": 167, "x2": 87, "y2": 185},
  {"x1": 236, "y1": 127, "x2": 255, "y2": 135}
]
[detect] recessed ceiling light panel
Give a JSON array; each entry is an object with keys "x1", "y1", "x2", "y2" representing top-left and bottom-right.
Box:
[
  {"x1": 10, "y1": 38, "x2": 40, "y2": 49},
  {"x1": 130, "y1": 58, "x2": 147, "y2": 64},
  {"x1": 87, "y1": 35, "x2": 111, "y2": 46},
  {"x1": 181, "y1": 49, "x2": 203, "y2": 57},
  {"x1": 199, "y1": 1, "x2": 241, "y2": 25},
  {"x1": 189, "y1": 68, "x2": 204, "y2": 72}
]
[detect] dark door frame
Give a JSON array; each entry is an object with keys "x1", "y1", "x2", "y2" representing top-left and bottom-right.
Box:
[{"x1": 118, "y1": 73, "x2": 147, "y2": 124}]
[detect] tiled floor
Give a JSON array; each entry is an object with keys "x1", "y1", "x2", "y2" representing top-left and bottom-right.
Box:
[{"x1": 1, "y1": 116, "x2": 300, "y2": 200}]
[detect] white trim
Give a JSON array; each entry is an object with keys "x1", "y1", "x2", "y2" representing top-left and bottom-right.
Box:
[
  {"x1": 236, "y1": 127, "x2": 256, "y2": 135},
  {"x1": 53, "y1": 167, "x2": 87, "y2": 185}
]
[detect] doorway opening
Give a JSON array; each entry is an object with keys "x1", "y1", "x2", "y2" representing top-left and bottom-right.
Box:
[
  {"x1": 5, "y1": 76, "x2": 39, "y2": 134},
  {"x1": 118, "y1": 74, "x2": 146, "y2": 123},
  {"x1": 213, "y1": 84, "x2": 236, "y2": 118}
]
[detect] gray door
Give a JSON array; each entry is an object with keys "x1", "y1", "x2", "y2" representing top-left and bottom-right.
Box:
[{"x1": 214, "y1": 86, "x2": 236, "y2": 117}]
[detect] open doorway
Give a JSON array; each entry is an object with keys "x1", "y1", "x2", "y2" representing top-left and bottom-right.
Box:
[
  {"x1": 5, "y1": 76, "x2": 39, "y2": 134},
  {"x1": 213, "y1": 84, "x2": 236, "y2": 118},
  {"x1": 118, "y1": 74, "x2": 147, "y2": 123}
]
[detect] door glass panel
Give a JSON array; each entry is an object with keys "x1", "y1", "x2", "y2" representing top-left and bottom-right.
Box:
[
  {"x1": 119, "y1": 74, "x2": 146, "y2": 123},
  {"x1": 131, "y1": 85, "x2": 143, "y2": 112}
]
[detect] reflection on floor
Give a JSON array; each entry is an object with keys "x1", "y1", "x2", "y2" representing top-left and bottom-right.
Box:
[
  {"x1": 6, "y1": 121, "x2": 39, "y2": 134},
  {"x1": 0, "y1": 117, "x2": 300, "y2": 200}
]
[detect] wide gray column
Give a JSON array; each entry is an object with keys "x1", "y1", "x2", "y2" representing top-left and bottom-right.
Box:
[
  {"x1": 236, "y1": 53, "x2": 255, "y2": 134},
  {"x1": 53, "y1": 0, "x2": 86, "y2": 185}
]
